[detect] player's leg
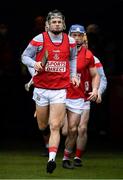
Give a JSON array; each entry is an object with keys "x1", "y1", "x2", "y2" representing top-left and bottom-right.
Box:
[
  {"x1": 61, "y1": 114, "x2": 68, "y2": 136},
  {"x1": 62, "y1": 98, "x2": 84, "y2": 169},
  {"x1": 33, "y1": 88, "x2": 50, "y2": 155},
  {"x1": 62, "y1": 110, "x2": 80, "y2": 169},
  {"x1": 36, "y1": 104, "x2": 49, "y2": 130},
  {"x1": 74, "y1": 101, "x2": 90, "y2": 167},
  {"x1": 47, "y1": 89, "x2": 66, "y2": 173},
  {"x1": 34, "y1": 107, "x2": 49, "y2": 156}
]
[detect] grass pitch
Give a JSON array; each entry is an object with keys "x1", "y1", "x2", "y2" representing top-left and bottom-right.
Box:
[{"x1": 0, "y1": 142, "x2": 123, "y2": 179}]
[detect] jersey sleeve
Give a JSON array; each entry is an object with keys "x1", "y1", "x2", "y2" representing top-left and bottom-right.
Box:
[
  {"x1": 21, "y1": 34, "x2": 43, "y2": 69},
  {"x1": 68, "y1": 35, "x2": 77, "y2": 77},
  {"x1": 94, "y1": 56, "x2": 107, "y2": 94}
]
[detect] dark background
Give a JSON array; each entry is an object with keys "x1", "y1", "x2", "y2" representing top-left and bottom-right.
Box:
[{"x1": 0, "y1": 0, "x2": 123, "y2": 150}]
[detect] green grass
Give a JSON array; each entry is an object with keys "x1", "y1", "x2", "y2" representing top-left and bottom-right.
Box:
[{"x1": 0, "y1": 148, "x2": 123, "y2": 179}]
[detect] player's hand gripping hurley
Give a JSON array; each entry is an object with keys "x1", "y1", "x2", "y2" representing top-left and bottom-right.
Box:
[{"x1": 25, "y1": 50, "x2": 48, "y2": 91}]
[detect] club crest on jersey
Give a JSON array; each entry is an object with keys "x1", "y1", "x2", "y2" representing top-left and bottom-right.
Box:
[{"x1": 53, "y1": 53, "x2": 59, "y2": 60}]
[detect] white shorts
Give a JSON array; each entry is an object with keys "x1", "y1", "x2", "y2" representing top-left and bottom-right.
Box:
[
  {"x1": 83, "y1": 101, "x2": 90, "y2": 110},
  {"x1": 33, "y1": 88, "x2": 66, "y2": 106},
  {"x1": 66, "y1": 98, "x2": 85, "y2": 114}
]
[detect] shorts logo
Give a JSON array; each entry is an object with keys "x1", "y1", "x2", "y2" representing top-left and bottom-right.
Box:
[{"x1": 36, "y1": 94, "x2": 40, "y2": 101}]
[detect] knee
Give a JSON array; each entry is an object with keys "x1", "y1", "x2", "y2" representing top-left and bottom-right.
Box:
[
  {"x1": 78, "y1": 125, "x2": 87, "y2": 137},
  {"x1": 38, "y1": 124, "x2": 48, "y2": 130},
  {"x1": 50, "y1": 122, "x2": 60, "y2": 132},
  {"x1": 69, "y1": 126, "x2": 78, "y2": 135},
  {"x1": 37, "y1": 118, "x2": 48, "y2": 130}
]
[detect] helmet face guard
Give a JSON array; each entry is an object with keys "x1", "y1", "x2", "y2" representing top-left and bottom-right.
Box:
[
  {"x1": 46, "y1": 9, "x2": 66, "y2": 30},
  {"x1": 47, "y1": 13, "x2": 64, "y2": 21}
]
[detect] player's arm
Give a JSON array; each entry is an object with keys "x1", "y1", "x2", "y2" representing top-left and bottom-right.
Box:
[
  {"x1": 94, "y1": 56, "x2": 107, "y2": 103},
  {"x1": 96, "y1": 67, "x2": 107, "y2": 103},
  {"x1": 21, "y1": 34, "x2": 43, "y2": 72},
  {"x1": 87, "y1": 66, "x2": 100, "y2": 101},
  {"x1": 69, "y1": 36, "x2": 79, "y2": 87}
]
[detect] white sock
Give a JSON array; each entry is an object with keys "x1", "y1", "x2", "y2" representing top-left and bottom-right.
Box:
[{"x1": 49, "y1": 152, "x2": 56, "y2": 161}]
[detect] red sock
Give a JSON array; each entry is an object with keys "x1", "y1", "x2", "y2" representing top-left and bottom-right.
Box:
[
  {"x1": 75, "y1": 149, "x2": 84, "y2": 159},
  {"x1": 49, "y1": 146, "x2": 58, "y2": 153},
  {"x1": 63, "y1": 149, "x2": 72, "y2": 160}
]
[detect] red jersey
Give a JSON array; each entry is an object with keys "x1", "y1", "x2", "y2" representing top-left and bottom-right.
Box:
[
  {"x1": 33, "y1": 32, "x2": 71, "y2": 89},
  {"x1": 67, "y1": 47, "x2": 95, "y2": 99}
]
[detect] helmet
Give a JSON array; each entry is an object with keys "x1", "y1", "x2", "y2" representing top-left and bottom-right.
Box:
[
  {"x1": 69, "y1": 24, "x2": 85, "y2": 34},
  {"x1": 46, "y1": 9, "x2": 66, "y2": 30},
  {"x1": 46, "y1": 9, "x2": 65, "y2": 22}
]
